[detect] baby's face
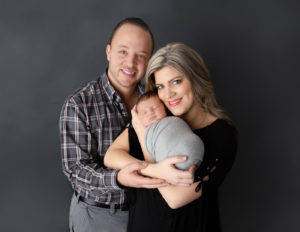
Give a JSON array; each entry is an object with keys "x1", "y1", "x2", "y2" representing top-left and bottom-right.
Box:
[{"x1": 136, "y1": 96, "x2": 167, "y2": 127}]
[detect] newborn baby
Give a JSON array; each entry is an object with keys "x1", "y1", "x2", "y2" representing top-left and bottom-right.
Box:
[{"x1": 135, "y1": 92, "x2": 204, "y2": 170}]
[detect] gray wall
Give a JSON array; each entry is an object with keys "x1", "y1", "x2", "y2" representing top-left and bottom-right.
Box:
[{"x1": 1, "y1": 0, "x2": 299, "y2": 231}]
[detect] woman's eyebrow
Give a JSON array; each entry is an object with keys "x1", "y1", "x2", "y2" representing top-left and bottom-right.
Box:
[{"x1": 167, "y1": 75, "x2": 182, "y2": 84}]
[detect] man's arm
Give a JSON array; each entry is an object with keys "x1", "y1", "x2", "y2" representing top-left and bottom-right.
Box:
[{"x1": 60, "y1": 100, "x2": 122, "y2": 197}]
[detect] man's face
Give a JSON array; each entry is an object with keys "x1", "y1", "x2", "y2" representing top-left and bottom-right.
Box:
[
  {"x1": 137, "y1": 96, "x2": 167, "y2": 127},
  {"x1": 106, "y1": 24, "x2": 153, "y2": 91}
]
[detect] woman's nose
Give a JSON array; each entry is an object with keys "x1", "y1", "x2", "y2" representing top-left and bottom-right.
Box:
[
  {"x1": 159, "y1": 87, "x2": 174, "y2": 100},
  {"x1": 165, "y1": 87, "x2": 175, "y2": 99}
]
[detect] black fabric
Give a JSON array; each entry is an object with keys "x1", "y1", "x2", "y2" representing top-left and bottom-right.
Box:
[{"x1": 127, "y1": 119, "x2": 237, "y2": 232}]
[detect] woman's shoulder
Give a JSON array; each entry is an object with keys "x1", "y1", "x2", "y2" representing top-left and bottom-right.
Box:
[
  {"x1": 214, "y1": 119, "x2": 237, "y2": 139},
  {"x1": 212, "y1": 118, "x2": 235, "y2": 131},
  {"x1": 195, "y1": 118, "x2": 233, "y2": 132},
  {"x1": 194, "y1": 119, "x2": 237, "y2": 144}
]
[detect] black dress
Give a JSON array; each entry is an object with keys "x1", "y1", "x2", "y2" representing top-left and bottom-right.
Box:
[{"x1": 127, "y1": 119, "x2": 237, "y2": 232}]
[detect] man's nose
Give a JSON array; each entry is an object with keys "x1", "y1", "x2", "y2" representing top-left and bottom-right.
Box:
[{"x1": 125, "y1": 54, "x2": 137, "y2": 67}]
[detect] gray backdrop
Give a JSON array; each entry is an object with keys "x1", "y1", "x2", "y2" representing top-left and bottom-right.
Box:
[{"x1": 1, "y1": 0, "x2": 299, "y2": 231}]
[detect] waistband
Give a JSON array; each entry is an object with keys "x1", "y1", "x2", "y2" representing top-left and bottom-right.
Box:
[{"x1": 75, "y1": 192, "x2": 129, "y2": 211}]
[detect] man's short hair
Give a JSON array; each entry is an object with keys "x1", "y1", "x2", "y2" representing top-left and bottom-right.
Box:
[{"x1": 109, "y1": 17, "x2": 154, "y2": 54}]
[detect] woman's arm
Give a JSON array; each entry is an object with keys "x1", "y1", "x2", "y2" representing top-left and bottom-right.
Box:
[
  {"x1": 159, "y1": 181, "x2": 202, "y2": 209},
  {"x1": 105, "y1": 131, "x2": 200, "y2": 208},
  {"x1": 104, "y1": 126, "x2": 194, "y2": 186},
  {"x1": 104, "y1": 121, "x2": 200, "y2": 208},
  {"x1": 161, "y1": 120, "x2": 238, "y2": 209}
]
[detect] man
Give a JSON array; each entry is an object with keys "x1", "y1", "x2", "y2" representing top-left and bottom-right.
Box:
[{"x1": 60, "y1": 18, "x2": 193, "y2": 232}]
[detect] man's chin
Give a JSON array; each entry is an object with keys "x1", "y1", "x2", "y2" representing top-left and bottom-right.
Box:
[
  {"x1": 119, "y1": 80, "x2": 138, "y2": 89},
  {"x1": 120, "y1": 77, "x2": 141, "y2": 86}
]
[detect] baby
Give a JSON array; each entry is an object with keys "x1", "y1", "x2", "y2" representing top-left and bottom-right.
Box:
[{"x1": 135, "y1": 92, "x2": 205, "y2": 170}]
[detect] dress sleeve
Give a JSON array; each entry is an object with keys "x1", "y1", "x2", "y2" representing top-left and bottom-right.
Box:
[
  {"x1": 59, "y1": 99, "x2": 122, "y2": 197},
  {"x1": 195, "y1": 123, "x2": 237, "y2": 189}
]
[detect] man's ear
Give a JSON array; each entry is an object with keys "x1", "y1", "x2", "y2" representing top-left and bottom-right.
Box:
[{"x1": 106, "y1": 44, "x2": 111, "y2": 62}]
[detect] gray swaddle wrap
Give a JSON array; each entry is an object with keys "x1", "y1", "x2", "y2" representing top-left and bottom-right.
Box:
[{"x1": 145, "y1": 116, "x2": 204, "y2": 170}]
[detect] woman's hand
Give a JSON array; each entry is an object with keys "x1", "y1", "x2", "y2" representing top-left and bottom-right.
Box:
[
  {"x1": 156, "y1": 156, "x2": 196, "y2": 186},
  {"x1": 141, "y1": 156, "x2": 196, "y2": 186}
]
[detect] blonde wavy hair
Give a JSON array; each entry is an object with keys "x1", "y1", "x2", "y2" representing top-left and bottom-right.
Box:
[{"x1": 145, "y1": 42, "x2": 235, "y2": 127}]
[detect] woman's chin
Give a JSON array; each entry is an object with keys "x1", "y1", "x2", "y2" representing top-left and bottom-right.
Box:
[{"x1": 169, "y1": 109, "x2": 183, "y2": 116}]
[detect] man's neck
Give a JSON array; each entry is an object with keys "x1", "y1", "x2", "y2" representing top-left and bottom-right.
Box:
[
  {"x1": 118, "y1": 86, "x2": 139, "y2": 112},
  {"x1": 106, "y1": 71, "x2": 140, "y2": 112}
]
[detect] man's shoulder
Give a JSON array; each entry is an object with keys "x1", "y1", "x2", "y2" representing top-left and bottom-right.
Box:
[
  {"x1": 64, "y1": 77, "x2": 103, "y2": 105},
  {"x1": 73, "y1": 78, "x2": 101, "y2": 97}
]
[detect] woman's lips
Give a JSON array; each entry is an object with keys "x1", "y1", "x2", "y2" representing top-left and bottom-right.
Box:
[{"x1": 167, "y1": 98, "x2": 182, "y2": 107}]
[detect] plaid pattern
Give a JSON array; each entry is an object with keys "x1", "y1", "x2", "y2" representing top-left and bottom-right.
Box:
[{"x1": 60, "y1": 72, "x2": 144, "y2": 204}]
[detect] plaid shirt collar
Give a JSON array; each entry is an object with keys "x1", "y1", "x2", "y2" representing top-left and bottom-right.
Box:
[{"x1": 100, "y1": 70, "x2": 145, "y2": 103}]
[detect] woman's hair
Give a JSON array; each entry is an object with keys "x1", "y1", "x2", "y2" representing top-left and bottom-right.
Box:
[{"x1": 145, "y1": 42, "x2": 236, "y2": 127}]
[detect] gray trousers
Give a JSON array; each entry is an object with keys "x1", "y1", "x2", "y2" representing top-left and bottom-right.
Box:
[{"x1": 69, "y1": 193, "x2": 129, "y2": 232}]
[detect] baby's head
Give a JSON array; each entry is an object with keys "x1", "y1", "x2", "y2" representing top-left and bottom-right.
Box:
[{"x1": 136, "y1": 91, "x2": 167, "y2": 127}]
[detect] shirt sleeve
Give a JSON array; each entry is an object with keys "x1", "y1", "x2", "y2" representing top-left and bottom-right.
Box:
[{"x1": 59, "y1": 99, "x2": 122, "y2": 197}]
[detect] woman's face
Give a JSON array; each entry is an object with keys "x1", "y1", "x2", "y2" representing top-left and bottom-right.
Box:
[{"x1": 154, "y1": 66, "x2": 198, "y2": 118}]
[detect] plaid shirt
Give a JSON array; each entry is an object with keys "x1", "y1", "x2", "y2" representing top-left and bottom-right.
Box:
[{"x1": 60, "y1": 72, "x2": 144, "y2": 204}]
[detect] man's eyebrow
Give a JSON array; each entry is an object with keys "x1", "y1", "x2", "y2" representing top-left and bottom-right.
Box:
[
  {"x1": 139, "y1": 50, "x2": 150, "y2": 55},
  {"x1": 116, "y1": 45, "x2": 128, "y2": 49},
  {"x1": 116, "y1": 45, "x2": 149, "y2": 55}
]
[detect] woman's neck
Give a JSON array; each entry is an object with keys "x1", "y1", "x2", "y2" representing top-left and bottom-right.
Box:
[{"x1": 181, "y1": 106, "x2": 217, "y2": 130}]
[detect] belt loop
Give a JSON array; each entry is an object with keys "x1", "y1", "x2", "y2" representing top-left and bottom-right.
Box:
[{"x1": 110, "y1": 203, "x2": 116, "y2": 215}]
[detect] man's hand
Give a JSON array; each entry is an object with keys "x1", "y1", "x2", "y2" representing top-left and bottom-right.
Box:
[
  {"x1": 117, "y1": 162, "x2": 168, "y2": 188},
  {"x1": 154, "y1": 156, "x2": 196, "y2": 186}
]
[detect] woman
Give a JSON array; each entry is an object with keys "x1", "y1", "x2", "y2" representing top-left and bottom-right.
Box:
[{"x1": 104, "y1": 42, "x2": 238, "y2": 232}]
